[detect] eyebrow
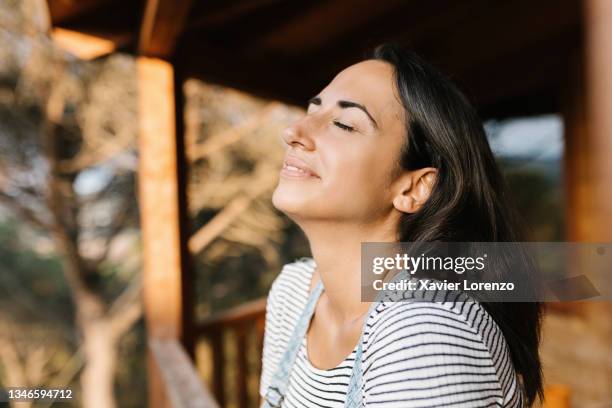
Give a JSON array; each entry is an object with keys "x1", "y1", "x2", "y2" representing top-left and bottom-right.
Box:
[{"x1": 307, "y1": 95, "x2": 379, "y2": 130}]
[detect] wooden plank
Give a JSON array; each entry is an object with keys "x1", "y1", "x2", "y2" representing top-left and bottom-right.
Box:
[
  {"x1": 139, "y1": 0, "x2": 193, "y2": 58},
  {"x1": 147, "y1": 347, "x2": 171, "y2": 408},
  {"x1": 150, "y1": 338, "x2": 220, "y2": 408},
  {"x1": 235, "y1": 325, "x2": 249, "y2": 408},
  {"x1": 209, "y1": 331, "x2": 226, "y2": 407}
]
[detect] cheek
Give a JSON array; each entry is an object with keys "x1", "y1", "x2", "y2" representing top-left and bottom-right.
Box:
[{"x1": 323, "y1": 147, "x2": 394, "y2": 207}]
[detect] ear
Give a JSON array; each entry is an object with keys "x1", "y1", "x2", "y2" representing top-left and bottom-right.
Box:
[{"x1": 392, "y1": 167, "x2": 437, "y2": 214}]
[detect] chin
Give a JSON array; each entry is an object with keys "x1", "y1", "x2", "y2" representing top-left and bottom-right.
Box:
[
  {"x1": 272, "y1": 183, "x2": 320, "y2": 219},
  {"x1": 272, "y1": 186, "x2": 302, "y2": 216}
]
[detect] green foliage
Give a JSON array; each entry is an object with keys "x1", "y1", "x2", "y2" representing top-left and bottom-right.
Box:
[{"x1": 0, "y1": 219, "x2": 74, "y2": 326}]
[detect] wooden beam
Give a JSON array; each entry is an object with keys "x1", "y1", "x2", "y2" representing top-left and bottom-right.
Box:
[
  {"x1": 51, "y1": 27, "x2": 119, "y2": 60},
  {"x1": 139, "y1": 0, "x2": 193, "y2": 58},
  {"x1": 46, "y1": 0, "x2": 113, "y2": 24},
  {"x1": 138, "y1": 57, "x2": 194, "y2": 408}
]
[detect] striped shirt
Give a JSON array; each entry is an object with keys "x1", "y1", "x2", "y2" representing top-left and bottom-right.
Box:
[{"x1": 259, "y1": 257, "x2": 525, "y2": 407}]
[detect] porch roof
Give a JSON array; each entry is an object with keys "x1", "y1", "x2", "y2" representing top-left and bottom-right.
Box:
[{"x1": 46, "y1": 0, "x2": 580, "y2": 116}]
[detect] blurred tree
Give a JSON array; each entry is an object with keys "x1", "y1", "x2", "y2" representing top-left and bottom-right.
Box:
[
  {"x1": 183, "y1": 80, "x2": 310, "y2": 317},
  {"x1": 0, "y1": 1, "x2": 142, "y2": 407},
  {"x1": 0, "y1": 220, "x2": 76, "y2": 408}
]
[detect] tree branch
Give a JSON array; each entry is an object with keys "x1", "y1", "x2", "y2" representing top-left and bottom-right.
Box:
[
  {"x1": 108, "y1": 297, "x2": 142, "y2": 340},
  {"x1": 89, "y1": 195, "x2": 135, "y2": 269},
  {"x1": 0, "y1": 191, "x2": 52, "y2": 231},
  {"x1": 186, "y1": 102, "x2": 280, "y2": 161},
  {"x1": 107, "y1": 274, "x2": 142, "y2": 338}
]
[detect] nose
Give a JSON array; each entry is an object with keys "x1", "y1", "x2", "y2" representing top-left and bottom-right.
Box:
[{"x1": 281, "y1": 116, "x2": 316, "y2": 150}]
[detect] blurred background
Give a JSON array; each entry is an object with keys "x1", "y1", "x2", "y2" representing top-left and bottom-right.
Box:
[{"x1": 0, "y1": 0, "x2": 610, "y2": 407}]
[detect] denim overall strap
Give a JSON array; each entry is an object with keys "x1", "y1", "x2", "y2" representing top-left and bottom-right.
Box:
[
  {"x1": 343, "y1": 298, "x2": 379, "y2": 407},
  {"x1": 262, "y1": 278, "x2": 325, "y2": 407},
  {"x1": 344, "y1": 269, "x2": 411, "y2": 407}
]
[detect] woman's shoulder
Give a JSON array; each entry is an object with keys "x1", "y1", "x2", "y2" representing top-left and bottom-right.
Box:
[
  {"x1": 365, "y1": 289, "x2": 499, "y2": 345},
  {"x1": 362, "y1": 290, "x2": 523, "y2": 406}
]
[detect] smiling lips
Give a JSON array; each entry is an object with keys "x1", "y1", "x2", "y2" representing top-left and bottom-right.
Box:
[{"x1": 281, "y1": 154, "x2": 320, "y2": 179}]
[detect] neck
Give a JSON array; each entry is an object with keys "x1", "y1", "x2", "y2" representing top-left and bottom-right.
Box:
[{"x1": 298, "y1": 218, "x2": 398, "y2": 324}]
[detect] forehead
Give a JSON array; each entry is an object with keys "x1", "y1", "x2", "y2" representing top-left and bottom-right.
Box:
[{"x1": 320, "y1": 59, "x2": 404, "y2": 126}]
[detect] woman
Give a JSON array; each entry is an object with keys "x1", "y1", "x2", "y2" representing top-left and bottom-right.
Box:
[{"x1": 259, "y1": 43, "x2": 542, "y2": 407}]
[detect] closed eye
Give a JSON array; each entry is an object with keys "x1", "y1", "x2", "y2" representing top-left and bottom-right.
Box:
[{"x1": 333, "y1": 121, "x2": 355, "y2": 132}]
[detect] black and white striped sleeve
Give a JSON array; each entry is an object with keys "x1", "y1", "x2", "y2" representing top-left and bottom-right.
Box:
[{"x1": 362, "y1": 301, "x2": 515, "y2": 408}]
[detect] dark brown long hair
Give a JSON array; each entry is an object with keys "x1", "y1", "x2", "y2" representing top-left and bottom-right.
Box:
[{"x1": 371, "y1": 43, "x2": 543, "y2": 406}]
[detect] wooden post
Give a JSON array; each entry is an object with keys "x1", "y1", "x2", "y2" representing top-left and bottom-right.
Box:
[
  {"x1": 138, "y1": 57, "x2": 194, "y2": 408},
  {"x1": 580, "y1": 0, "x2": 612, "y2": 402},
  {"x1": 564, "y1": 0, "x2": 612, "y2": 242},
  {"x1": 559, "y1": 0, "x2": 612, "y2": 403}
]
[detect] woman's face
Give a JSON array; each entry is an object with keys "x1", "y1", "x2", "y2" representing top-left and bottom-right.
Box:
[{"x1": 272, "y1": 59, "x2": 407, "y2": 224}]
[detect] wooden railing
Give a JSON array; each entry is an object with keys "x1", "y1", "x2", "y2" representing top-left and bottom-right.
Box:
[
  {"x1": 196, "y1": 297, "x2": 267, "y2": 408},
  {"x1": 150, "y1": 338, "x2": 220, "y2": 408}
]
